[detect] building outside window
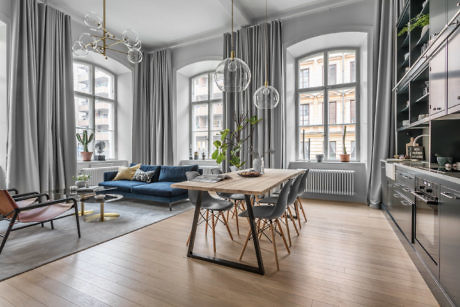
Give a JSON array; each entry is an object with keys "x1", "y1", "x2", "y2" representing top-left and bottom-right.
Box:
[
  {"x1": 73, "y1": 62, "x2": 116, "y2": 159},
  {"x1": 297, "y1": 49, "x2": 358, "y2": 160},
  {"x1": 190, "y1": 72, "x2": 223, "y2": 158},
  {"x1": 299, "y1": 68, "x2": 310, "y2": 88}
]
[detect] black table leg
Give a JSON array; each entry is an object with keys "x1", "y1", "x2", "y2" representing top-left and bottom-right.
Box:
[{"x1": 187, "y1": 192, "x2": 265, "y2": 275}]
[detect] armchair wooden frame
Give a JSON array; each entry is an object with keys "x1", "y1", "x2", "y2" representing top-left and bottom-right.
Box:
[{"x1": 0, "y1": 192, "x2": 81, "y2": 255}]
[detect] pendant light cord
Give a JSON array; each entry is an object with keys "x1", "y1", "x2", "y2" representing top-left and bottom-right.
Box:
[
  {"x1": 264, "y1": 0, "x2": 268, "y2": 86},
  {"x1": 231, "y1": 0, "x2": 234, "y2": 58}
]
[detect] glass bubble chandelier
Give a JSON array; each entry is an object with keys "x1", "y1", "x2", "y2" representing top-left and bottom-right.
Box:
[
  {"x1": 72, "y1": 0, "x2": 143, "y2": 64},
  {"x1": 214, "y1": 0, "x2": 251, "y2": 92},
  {"x1": 253, "y1": 0, "x2": 280, "y2": 109}
]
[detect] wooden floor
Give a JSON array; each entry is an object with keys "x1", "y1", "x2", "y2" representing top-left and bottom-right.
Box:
[{"x1": 0, "y1": 199, "x2": 439, "y2": 307}]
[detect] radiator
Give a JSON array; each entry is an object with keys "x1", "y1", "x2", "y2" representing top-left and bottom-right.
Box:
[
  {"x1": 80, "y1": 166, "x2": 120, "y2": 186},
  {"x1": 305, "y1": 169, "x2": 355, "y2": 196}
]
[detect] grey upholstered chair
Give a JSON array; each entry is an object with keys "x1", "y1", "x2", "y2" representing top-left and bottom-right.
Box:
[
  {"x1": 295, "y1": 169, "x2": 310, "y2": 224},
  {"x1": 258, "y1": 173, "x2": 304, "y2": 246},
  {"x1": 185, "y1": 171, "x2": 234, "y2": 253},
  {"x1": 239, "y1": 179, "x2": 292, "y2": 270},
  {"x1": 210, "y1": 168, "x2": 246, "y2": 235}
]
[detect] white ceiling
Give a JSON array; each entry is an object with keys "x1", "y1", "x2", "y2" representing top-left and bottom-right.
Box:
[{"x1": 47, "y1": 0, "x2": 351, "y2": 49}]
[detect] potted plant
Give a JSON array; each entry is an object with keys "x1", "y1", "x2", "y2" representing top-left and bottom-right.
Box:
[
  {"x1": 73, "y1": 174, "x2": 90, "y2": 188},
  {"x1": 212, "y1": 113, "x2": 262, "y2": 171},
  {"x1": 76, "y1": 130, "x2": 94, "y2": 161},
  {"x1": 339, "y1": 126, "x2": 350, "y2": 162}
]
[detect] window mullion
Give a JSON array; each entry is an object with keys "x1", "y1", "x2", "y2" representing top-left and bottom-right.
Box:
[{"x1": 324, "y1": 51, "x2": 329, "y2": 159}]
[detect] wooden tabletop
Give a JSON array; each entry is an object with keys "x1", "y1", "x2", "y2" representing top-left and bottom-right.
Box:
[{"x1": 171, "y1": 168, "x2": 304, "y2": 195}]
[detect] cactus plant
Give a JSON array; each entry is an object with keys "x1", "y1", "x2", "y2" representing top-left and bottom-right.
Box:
[
  {"x1": 76, "y1": 130, "x2": 94, "y2": 152},
  {"x1": 342, "y1": 126, "x2": 347, "y2": 155}
]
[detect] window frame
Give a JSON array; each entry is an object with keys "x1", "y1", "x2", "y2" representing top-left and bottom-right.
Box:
[
  {"x1": 295, "y1": 47, "x2": 360, "y2": 161},
  {"x1": 189, "y1": 71, "x2": 224, "y2": 159},
  {"x1": 73, "y1": 60, "x2": 118, "y2": 160}
]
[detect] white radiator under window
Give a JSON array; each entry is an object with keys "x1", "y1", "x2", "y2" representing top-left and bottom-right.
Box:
[
  {"x1": 305, "y1": 169, "x2": 355, "y2": 196},
  {"x1": 80, "y1": 166, "x2": 120, "y2": 186}
]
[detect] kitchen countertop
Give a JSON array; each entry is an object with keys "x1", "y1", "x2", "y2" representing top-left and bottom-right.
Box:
[{"x1": 382, "y1": 159, "x2": 460, "y2": 185}]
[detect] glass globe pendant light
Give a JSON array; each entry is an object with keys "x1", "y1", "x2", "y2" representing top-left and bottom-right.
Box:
[
  {"x1": 254, "y1": 0, "x2": 280, "y2": 109},
  {"x1": 214, "y1": 0, "x2": 251, "y2": 92}
]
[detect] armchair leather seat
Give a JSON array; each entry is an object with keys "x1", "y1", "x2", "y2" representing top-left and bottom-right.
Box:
[{"x1": 18, "y1": 202, "x2": 73, "y2": 223}]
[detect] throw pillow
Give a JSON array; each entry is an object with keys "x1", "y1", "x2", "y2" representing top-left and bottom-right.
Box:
[
  {"x1": 132, "y1": 169, "x2": 156, "y2": 183},
  {"x1": 113, "y1": 163, "x2": 141, "y2": 181}
]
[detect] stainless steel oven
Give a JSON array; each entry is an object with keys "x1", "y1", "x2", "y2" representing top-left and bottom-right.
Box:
[{"x1": 413, "y1": 177, "x2": 440, "y2": 276}]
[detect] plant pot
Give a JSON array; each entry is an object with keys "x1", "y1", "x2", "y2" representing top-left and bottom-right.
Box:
[
  {"x1": 339, "y1": 154, "x2": 350, "y2": 162},
  {"x1": 81, "y1": 152, "x2": 93, "y2": 161},
  {"x1": 75, "y1": 180, "x2": 88, "y2": 188}
]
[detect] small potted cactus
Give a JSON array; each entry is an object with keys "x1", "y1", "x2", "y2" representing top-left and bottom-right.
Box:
[
  {"x1": 339, "y1": 126, "x2": 350, "y2": 162},
  {"x1": 76, "y1": 130, "x2": 94, "y2": 161}
]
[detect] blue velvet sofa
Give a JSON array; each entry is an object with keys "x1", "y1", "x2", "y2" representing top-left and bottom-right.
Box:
[{"x1": 99, "y1": 164, "x2": 199, "y2": 210}]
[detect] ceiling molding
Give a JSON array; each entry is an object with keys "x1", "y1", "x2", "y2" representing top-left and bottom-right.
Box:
[{"x1": 147, "y1": 0, "x2": 366, "y2": 53}]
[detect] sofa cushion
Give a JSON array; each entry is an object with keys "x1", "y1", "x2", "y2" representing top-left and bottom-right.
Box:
[
  {"x1": 132, "y1": 169, "x2": 157, "y2": 183},
  {"x1": 103, "y1": 171, "x2": 118, "y2": 182},
  {"x1": 130, "y1": 164, "x2": 160, "y2": 181},
  {"x1": 99, "y1": 180, "x2": 146, "y2": 192},
  {"x1": 113, "y1": 164, "x2": 141, "y2": 181},
  {"x1": 158, "y1": 165, "x2": 199, "y2": 182},
  {"x1": 132, "y1": 182, "x2": 188, "y2": 198}
]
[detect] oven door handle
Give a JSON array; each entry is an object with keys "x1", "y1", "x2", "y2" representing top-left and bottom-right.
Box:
[{"x1": 411, "y1": 191, "x2": 438, "y2": 205}]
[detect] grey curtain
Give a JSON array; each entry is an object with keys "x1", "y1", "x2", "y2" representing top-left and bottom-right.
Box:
[
  {"x1": 132, "y1": 49, "x2": 173, "y2": 165},
  {"x1": 367, "y1": 0, "x2": 395, "y2": 207},
  {"x1": 223, "y1": 20, "x2": 285, "y2": 169},
  {"x1": 7, "y1": 0, "x2": 76, "y2": 193}
]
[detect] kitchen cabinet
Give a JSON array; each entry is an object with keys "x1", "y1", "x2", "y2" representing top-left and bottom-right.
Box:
[
  {"x1": 447, "y1": 0, "x2": 459, "y2": 23},
  {"x1": 448, "y1": 27, "x2": 460, "y2": 110},
  {"x1": 389, "y1": 185, "x2": 414, "y2": 243},
  {"x1": 431, "y1": 0, "x2": 448, "y2": 38},
  {"x1": 429, "y1": 45, "x2": 448, "y2": 118},
  {"x1": 439, "y1": 186, "x2": 460, "y2": 306}
]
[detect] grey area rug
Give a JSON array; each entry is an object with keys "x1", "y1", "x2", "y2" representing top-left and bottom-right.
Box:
[{"x1": 0, "y1": 199, "x2": 193, "y2": 281}]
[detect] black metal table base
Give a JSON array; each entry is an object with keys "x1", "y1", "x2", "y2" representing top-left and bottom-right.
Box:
[{"x1": 187, "y1": 193, "x2": 265, "y2": 275}]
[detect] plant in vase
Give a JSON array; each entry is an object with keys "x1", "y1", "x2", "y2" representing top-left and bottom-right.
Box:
[
  {"x1": 339, "y1": 126, "x2": 351, "y2": 162},
  {"x1": 398, "y1": 13, "x2": 429, "y2": 37},
  {"x1": 76, "y1": 130, "x2": 94, "y2": 161},
  {"x1": 212, "y1": 113, "x2": 262, "y2": 171},
  {"x1": 73, "y1": 174, "x2": 90, "y2": 188}
]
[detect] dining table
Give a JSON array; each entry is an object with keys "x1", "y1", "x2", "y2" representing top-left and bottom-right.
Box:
[{"x1": 171, "y1": 168, "x2": 304, "y2": 275}]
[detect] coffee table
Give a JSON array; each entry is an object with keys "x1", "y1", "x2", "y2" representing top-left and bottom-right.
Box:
[
  {"x1": 80, "y1": 193, "x2": 123, "y2": 222},
  {"x1": 69, "y1": 187, "x2": 120, "y2": 222}
]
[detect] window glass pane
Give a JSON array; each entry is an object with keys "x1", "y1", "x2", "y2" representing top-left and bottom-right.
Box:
[
  {"x1": 73, "y1": 63, "x2": 91, "y2": 94},
  {"x1": 298, "y1": 53, "x2": 323, "y2": 88},
  {"x1": 95, "y1": 100, "x2": 114, "y2": 131},
  {"x1": 192, "y1": 74, "x2": 209, "y2": 102},
  {"x1": 94, "y1": 130, "x2": 114, "y2": 159},
  {"x1": 328, "y1": 87, "x2": 356, "y2": 124},
  {"x1": 299, "y1": 127, "x2": 324, "y2": 160},
  {"x1": 327, "y1": 124, "x2": 356, "y2": 159},
  {"x1": 299, "y1": 91, "x2": 323, "y2": 126},
  {"x1": 211, "y1": 75, "x2": 223, "y2": 99},
  {"x1": 95, "y1": 68, "x2": 115, "y2": 99},
  {"x1": 327, "y1": 50, "x2": 356, "y2": 85},
  {"x1": 192, "y1": 103, "x2": 208, "y2": 131},
  {"x1": 75, "y1": 96, "x2": 91, "y2": 130},
  {"x1": 211, "y1": 102, "x2": 223, "y2": 130},
  {"x1": 192, "y1": 131, "x2": 208, "y2": 156},
  {"x1": 328, "y1": 141, "x2": 337, "y2": 160}
]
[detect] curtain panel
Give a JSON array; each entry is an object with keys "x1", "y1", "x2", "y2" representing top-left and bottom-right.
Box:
[
  {"x1": 223, "y1": 20, "x2": 285, "y2": 170},
  {"x1": 132, "y1": 49, "x2": 174, "y2": 165},
  {"x1": 7, "y1": 0, "x2": 76, "y2": 193},
  {"x1": 367, "y1": 0, "x2": 395, "y2": 207}
]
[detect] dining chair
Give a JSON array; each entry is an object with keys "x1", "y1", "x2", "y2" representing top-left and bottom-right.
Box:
[
  {"x1": 185, "y1": 171, "x2": 234, "y2": 254},
  {"x1": 210, "y1": 168, "x2": 246, "y2": 235},
  {"x1": 295, "y1": 169, "x2": 309, "y2": 224},
  {"x1": 239, "y1": 180, "x2": 292, "y2": 270},
  {"x1": 258, "y1": 173, "x2": 303, "y2": 246},
  {"x1": 0, "y1": 190, "x2": 81, "y2": 255}
]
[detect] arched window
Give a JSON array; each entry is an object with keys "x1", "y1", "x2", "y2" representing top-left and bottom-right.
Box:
[
  {"x1": 190, "y1": 72, "x2": 223, "y2": 159},
  {"x1": 73, "y1": 62, "x2": 117, "y2": 159},
  {"x1": 296, "y1": 49, "x2": 359, "y2": 161}
]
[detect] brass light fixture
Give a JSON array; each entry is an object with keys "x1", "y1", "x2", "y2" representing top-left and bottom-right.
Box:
[
  {"x1": 214, "y1": 0, "x2": 251, "y2": 92},
  {"x1": 72, "y1": 0, "x2": 143, "y2": 64},
  {"x1": 253, "y1": 0, "x2": 280, "y2": 109}
]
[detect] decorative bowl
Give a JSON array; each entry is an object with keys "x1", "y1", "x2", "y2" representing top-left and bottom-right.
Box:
[{"x1": 237, "y1": 169, "x2": 261, "y2": 177}]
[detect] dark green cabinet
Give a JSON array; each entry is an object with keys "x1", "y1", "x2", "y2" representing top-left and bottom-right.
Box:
[
  {"x1": 448, "y1": 28, "x2": 460, "y2": 110},
  {"x1": 448, "y1": 0, "x2": 459, "y2": 22},
  {"x1": 429, "y1": 45, "x2": 447, "y2": 117},
  {"x1": 431, "y1": 0, "x2": 448, "y2": 38},
  {"x1": 439, "y1": 186, "x2": 460, "y2": 306}
]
